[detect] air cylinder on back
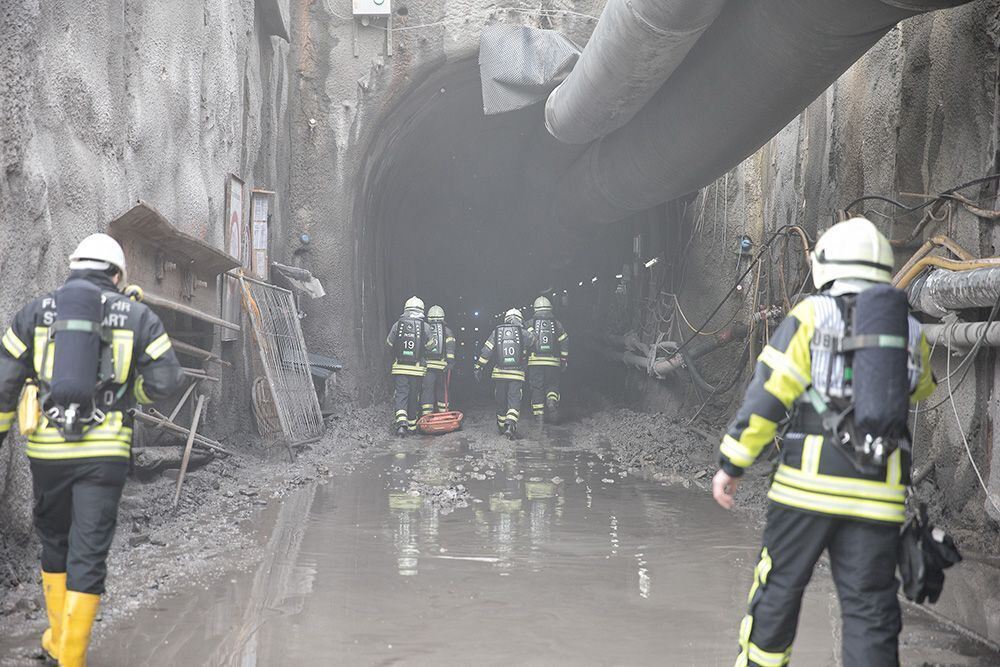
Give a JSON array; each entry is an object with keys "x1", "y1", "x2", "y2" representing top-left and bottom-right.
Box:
[{"x1": 48, "y1": 278, "x2": 104, "y2": 409}]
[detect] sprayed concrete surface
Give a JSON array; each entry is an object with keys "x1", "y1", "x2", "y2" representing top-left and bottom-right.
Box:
[{"x1": 2, "y1": 409, "x2": 984, "y2": 666}]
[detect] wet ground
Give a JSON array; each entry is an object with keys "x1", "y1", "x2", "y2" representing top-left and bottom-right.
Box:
[{"x1": 73, "y1": 417, "x2": 997, "y2": 666}]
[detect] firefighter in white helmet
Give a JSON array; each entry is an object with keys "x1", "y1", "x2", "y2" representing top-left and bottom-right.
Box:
[
  {"x1": 0, "y1": 233, "x2": 183, "y2": 666},
  {"x1": 526, "y1": 296, "x2": 569, "y2": 422},
  {"x1": 712, "y1": 218, "x2": 935, "y2": 665},
  {"x1": 385, "y1": 297, "x2": 438, "y2": 435},
  {"x1": 420, "y1": 306, "x2": 456, "y2": 416},
  {"x1": 474, "y1": 308, "x2": 535, "y2": 439}
]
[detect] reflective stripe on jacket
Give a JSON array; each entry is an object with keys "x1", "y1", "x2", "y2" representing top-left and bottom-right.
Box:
[
  {"x1": 719, "y1": 293, "x2": 935, "y2": 524},
  {"x1": 0, "y1": 271, "x2": 184, "y2": 461}
]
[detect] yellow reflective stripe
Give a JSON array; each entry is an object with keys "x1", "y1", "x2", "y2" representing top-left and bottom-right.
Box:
[
  {"x1": 144, "y1": 333, "x2": 172, "y2": 361},
  {"x1": 774, "y1": 465, "x2": 906, "y2": 503},
  {"x1": 759, "y1": 347, "x2": 807, "y2": 409},
  {"x1": 391, "y1": 362, "x2": 426, "y2": 377},
  {"x1": 445, "y1": 337, "x2": 456, "y2": 343},
  {"x1": 558, "y1": 333, "x2": 568, "y2": 341},
  {"x1": 425, "y1": 360, "x2": 448, "y2": 370},
  {"x1": 30, "y1": 428, "x2": 132, "y2": 444},
  {"x1": 748, "y1": 642, "x2": 791, "y2": 667},
  {"x1": 134, "y1": 375, "x2": 153, "y2": 404},
  {"x1": 528, "y1": 354, "x2": 561, "y2": 366},
  {"x1": 721, "y1": 434, "x2": 756, "y2": 468},
  {"x1": 0, "y1": 410, "x2": 14, "y2": 431},
  {"x1": 886, "y1": 448, "x2": 902, "y2": 486},
  {"x1": 736, "y1": 614, "x2": 753, "y2": 667},
  {"x1": 33, "y1": 327, "x2": 54, "y2": 380},
  {"x1": 492, "y1": 369, "x2": 525, "y2": 380},
  {"x1": 111, "y1": 330, "x2": 135, "y2": 382},
  {"x1": 801, "y1": 435, "x2": 822, "y2": 475},
  {"x1": 26, "y1": 441, "x2": 131, "y2": 460},
  {"x1": 484, "y1": 340, "x2": 495, "y2": 349},
  {"x1": 2, "y1": 328, "x2": 27, "y2": 358},
  {"x1": 746, "y1": 547, "x2": 772, "y2": 604},
  {"x1": 769, "y1": 482, "x2": 905, "y2": 523}
]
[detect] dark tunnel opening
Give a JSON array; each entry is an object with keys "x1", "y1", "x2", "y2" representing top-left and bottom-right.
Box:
[{"x1": 354, "y1": 58, "x2": 688, "y2": 404}]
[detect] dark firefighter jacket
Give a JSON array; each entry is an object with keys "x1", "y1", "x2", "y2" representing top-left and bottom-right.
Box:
[
  {"x1": 385, "y1": 314, "x2": 439, "y2": 377},
  {"x1": 0, "y1": 271, "x2": 184, "y2": 461},
  {"x1": 719, "y1": 292, "x2": 935, "y2": 525},
  {"x1": 526, "y1": 316, "x2": 569, "y2": 367},
  {"x1": 475, "y1": 323, "x2": 536, "y2": 382},
  {"x1": 424, "y1": 322, "x2": 456, "y2": 372}
]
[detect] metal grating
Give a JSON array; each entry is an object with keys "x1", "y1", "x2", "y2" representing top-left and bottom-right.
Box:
[{"x1": 239, "y1": 275, "x2": 324, "y2": 444}]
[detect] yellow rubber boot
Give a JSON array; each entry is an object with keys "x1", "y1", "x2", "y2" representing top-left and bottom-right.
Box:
[
  {"x1": 58, "y1": 591, "x2": 100, "y2": 667},
  {"x1": 40, "y1": 571, "x2": 67, "y2": 662}
]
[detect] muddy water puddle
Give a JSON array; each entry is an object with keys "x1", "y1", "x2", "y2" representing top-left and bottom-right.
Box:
[{"x1": 89, "y1": 426, "x2": 997, "y2": 665}]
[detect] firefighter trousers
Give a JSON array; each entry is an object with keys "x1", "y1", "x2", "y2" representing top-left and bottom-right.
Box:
[
  {"x1": 736, "y1": 503, "x2": 901, "y2": 667},
  {"x1": 420, "y1": 368, "x2": 448, "y2": 415},
  {"x1": 528, "y1": 366, "x2": 561, "y2": 417},
  {"x1": 494, "y1": 379, "x2": 522, "y2": 431},
  {"x1": 392, "y1": 374, "x2": 422, "y2": 432},
  {"x1": 30, "y1": 460, "x2": 128, "y2": 595}
]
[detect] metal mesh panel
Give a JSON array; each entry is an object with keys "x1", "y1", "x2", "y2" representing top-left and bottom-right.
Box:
[{"x1": 239, "y1": 275, "x2": 324, "y2": 444}]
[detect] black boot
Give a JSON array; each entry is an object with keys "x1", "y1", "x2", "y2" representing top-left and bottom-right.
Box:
[
  {"x1": 505, "y1": 423, "x2": 517, "y2": 441},
  {"x1": 545, "y1": 400, "x2": 559, "y2": 425},
  {"x1": 395, "y1": 425, "x2": 408, "y2": 437}
]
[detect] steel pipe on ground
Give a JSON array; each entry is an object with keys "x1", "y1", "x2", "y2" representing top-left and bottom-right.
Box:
[
  {"x1": 544, "y1": 0, "x2": 726, "y2": 145},
  {"x1": 553, "y1": 0, "x2": 972, "y2": 226}
]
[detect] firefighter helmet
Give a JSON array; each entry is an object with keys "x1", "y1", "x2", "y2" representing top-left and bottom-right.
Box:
[
  {"x1": 533, "y1": 296, "x2": 552, "y2": 312},
  {"x1": 428, "y1": 305, "x2": 445, "y2": 321},
  {"x1": 403, "y1": 296, "x2": 425, "y2": 313},
  {"x1": 811, "y1": 217, "x2": 893, "y2": 289},
  {"x1": 504, "y1": 308, "x2": 523, "y2": 323},
  {"x1": 69, "y1": 233, "x2": 127, "y2": 278}
]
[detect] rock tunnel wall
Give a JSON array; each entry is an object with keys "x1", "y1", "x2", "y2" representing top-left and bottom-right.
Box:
[
  {"x1": 0, "y1": 0, "x2": 290, "y2": 588},
  {"x1": 589, "y1": 0, "x2": 1000, "y2": 639}
]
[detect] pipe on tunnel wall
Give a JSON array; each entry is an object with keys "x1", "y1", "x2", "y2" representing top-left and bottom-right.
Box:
[
  {"x1": 543, "y1": 0, "x2": 727, "y2": 145},
  {"x1": 908, "y1": 266, "x2": 1000, "y2": 318},
  {"x1": 553, "y1": 0, "x2": 973, "y2": 227}
]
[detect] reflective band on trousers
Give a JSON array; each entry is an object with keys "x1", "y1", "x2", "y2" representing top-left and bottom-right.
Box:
[
  {"x1": 492, "y1": 369, "x2": 525, "y2": 381},
  {"x1": 391, "y1": 362, "x2": 426, "y2": 377}
]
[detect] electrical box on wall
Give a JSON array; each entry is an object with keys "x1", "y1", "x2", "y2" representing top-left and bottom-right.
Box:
[{"x1": 353, "y1": 0, "x2": 390, "y2": 16}]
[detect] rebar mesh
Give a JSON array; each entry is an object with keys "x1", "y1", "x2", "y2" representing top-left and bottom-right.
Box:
[{"x1": 239, "y1": 275, "x2": 324, "y2": 444}]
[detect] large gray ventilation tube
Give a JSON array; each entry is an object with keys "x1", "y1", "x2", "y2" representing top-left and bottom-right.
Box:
[
  {"x1": 553, "y1": 0, "x2": 973, "y2": 227},
  {"x1": 544, "y1": 0, "x2": 727, "y2": 145}
]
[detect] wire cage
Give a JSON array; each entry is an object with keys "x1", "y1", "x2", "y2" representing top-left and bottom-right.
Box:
[{"x1": 239, "y1": 274, "x2": 324, "y2": 445}]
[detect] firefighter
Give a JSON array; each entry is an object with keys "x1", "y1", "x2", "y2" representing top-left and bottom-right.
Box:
[
  {"x1": 526, "y1": 296, "x2": 568, "y2": 422},
  {"x1": 474, "y1": 308, "x2": 535, "y2": 439},
  {"x1": 0, "y1": 233, "x2": 183, "y2": 666},
  {"x1": 421, "y1": 306, "x2": 456, "y2": 416},
  {"x1": 385, "y1": 296, "x2": 438, "y2": 436},
  {"x1": 711, "y1": 218, "x2": 935, "y2": 666}
]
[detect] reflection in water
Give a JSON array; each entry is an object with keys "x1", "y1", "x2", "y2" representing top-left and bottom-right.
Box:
[{"x1": 636, "y1": 552, "x2": 651, "y2": 599}]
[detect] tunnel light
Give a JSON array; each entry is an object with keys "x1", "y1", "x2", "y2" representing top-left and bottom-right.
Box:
[
  {"x1": 615, "y1": 274, "x2": 623, "y2": 279},
  {"x1": 563, "y1": 289, "x2": 568, "y2": 294},
  {"x1": 460, "y1": 326, "x2": 466, "y2": 331},
  {"x1": 474, "y1": 327, "x2": 479, "y2": 332},
  {"x1": 644, "y1": 257, "x2": 660, "y2": 268},
  {"x1": 591, "y1": 276, "x2": 598, "y2": 284},
  {"x1": 473, "y1": 311, "x2": 479, "y2": 317},
  {"x1": 578, "y1": 281, "x2": 584, "y2": 287}
]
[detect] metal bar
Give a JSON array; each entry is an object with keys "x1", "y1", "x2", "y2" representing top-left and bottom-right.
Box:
[
  {"x1": 143, "y1": 292, "x2": 240, "y2": 332},
  {"x1": 922, "y1": 321, "x2": 1000, "y2": 348},
  {"x1": 181, "y1": 368, "x2": 221, "y2": 383},
  {"x1": 148, "y1": 381, "x2": 198, "y2": 448},
  {"x1": 170, "y1": 339, "x2": 232, "y2": 367},
  {"x1": 173, "y1": 394, "x2": 206, "y2": 508},
  {"x1": 133, "y1": 410, "x2": 234, "y2": 456}
]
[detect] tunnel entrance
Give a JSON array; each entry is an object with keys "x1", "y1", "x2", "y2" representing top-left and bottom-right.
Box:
[{"x1": 355, "y1": 58, "x2": 590, "y2": 375}]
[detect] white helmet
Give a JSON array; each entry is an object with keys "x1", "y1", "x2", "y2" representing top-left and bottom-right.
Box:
[
  {"x1": 811, "y1": 217, "x2": 893, "y2": 289},
  {"x1": 533, "y1": 296, "x2": 552, "y2": 312},
  {"x1": 504, "y1": 308, "x2": 523, "y2": 323},
  {"x1": 428, "y1": 305, "x2": 445, "y2": 321},
  {"x1": 69, "y1": 233, "x2": 127, "y2": 277},
  {"x1": 403, "y1": 296, "x2": 425, "y2": 313}
]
